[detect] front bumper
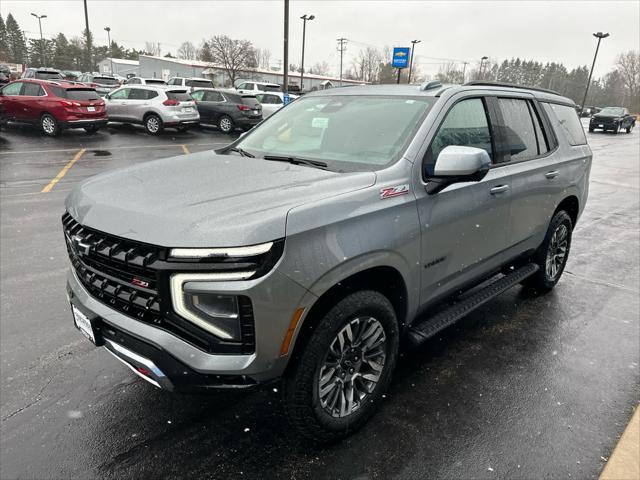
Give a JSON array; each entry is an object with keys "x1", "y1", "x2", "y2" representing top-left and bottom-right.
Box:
[{"x1": 66, "y1": 263, "x2": 312, "y2": 390}]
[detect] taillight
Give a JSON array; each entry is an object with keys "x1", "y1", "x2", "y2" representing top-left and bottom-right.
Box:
[
  {"x1": 89, "y1": 83, "x2": 96, "y2": 88},
  {"x1": 61, "y1": 100, "x2": 81, "y2": 107},
  {"x1": 237, "y1": 104, "x2": 250, "y2": 111},
  {"x1": 163, "y1": 99, "x2": 180, "y2": 106}
]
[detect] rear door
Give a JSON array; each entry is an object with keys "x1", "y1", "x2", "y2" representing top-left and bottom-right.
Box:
[
  {"x1": 200, "y1": 90, "x2": 225, "y2": 123},
  {"x1": 495, "y1": 96, "x2": 561, "y2": 248},
  {"x1": 415, "y1": 94, "x2": 513, "y2": 305}
]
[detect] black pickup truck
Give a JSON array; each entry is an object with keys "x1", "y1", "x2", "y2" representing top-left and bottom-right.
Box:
[{"x1": 589, "y1": 106, "x2": 636, "y2": 134}]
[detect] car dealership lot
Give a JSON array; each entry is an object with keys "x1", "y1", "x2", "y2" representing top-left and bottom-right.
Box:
[{"x1": 1, "y1": 124, "x2": 638, "y2": 479}]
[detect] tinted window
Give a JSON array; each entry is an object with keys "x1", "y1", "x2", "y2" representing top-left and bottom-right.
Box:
[
  {"x1": 425, "y1": 98, "x2": 492, "y2": 176},
  {"x1": 498, "y1": 98, "x2": 538, "y2": 161},
  {"x1": 543, "y1": 102, "x2": 587, "y2": 146},
  {"x1": 145, "y1": 79, "x2": 166, "y2": 85},
  {"x1": 241, "y1": 96, "x2": 260, "y2": 108},
  {"x1": 166, "y1": 91, "x2": 192, "y2": 101},
  {"x1": 127, "y1": 78, "x2": 140, "y2": 84},
  {"x1": 186, "y1": 79, "x2": 213, "y2": 88},
  {"x1": 147, "y1": 90, "x2": 158, "y2": 99},
  {"x1": 128, "y1": 88, "x2": 148, "y2": 100},
  {"x1": 35, "y1": 71, "x2": 63, "y2": 80},
  {"x1": 66, "y1": 89, "x2": 100, "y2": 101},
  {"x1": 94, "y1": 77, "x2": 119, "y2": 85},
  {"x1": 244, "y1": 83, "x2": 254, "y2": 89},
  {"x1": 110, "y1": 88, "x2": 130, "y2": 99},
  {"x1": 2, "y1": 82, "x2": 23, "y2": 95},
  {"x1": 262, "y1": 85, "x2": 281, "y2": 92},
  {"x1": 224, "y1": 92, "x2": 242, "y2": 104},
  {"x1": 22, "y1": 82, "x2": 44, "y2": 96},
  {"x1": 205, "y1": 91, "x2": 224, "y2": 102},
  {"x1": 528, "y1": 102, "x2": 549, "y2": 155}
]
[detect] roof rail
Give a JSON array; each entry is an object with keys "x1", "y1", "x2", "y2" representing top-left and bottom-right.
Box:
[
  {"x1": 463, "y1": 81, "x2": 562, "y2": 96},
  {"x1": 420, "y1": 80, "x2": 442, "y2": 91}
]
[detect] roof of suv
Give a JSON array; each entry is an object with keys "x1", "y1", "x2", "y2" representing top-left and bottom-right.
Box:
[
  {"x1": 21, "y1": 79, "x2": 91, "y2": 89},
  {"x1": 309, "y1": 82, "x2": 575, "y2": 106}
]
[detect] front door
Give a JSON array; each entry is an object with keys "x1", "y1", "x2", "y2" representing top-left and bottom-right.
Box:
[
  {"x1": 415, "y1": 95, "x2": 513, "y2": 306},
  {"x1": 1, "y1": 81, "x2": 24, "y2": 121}
]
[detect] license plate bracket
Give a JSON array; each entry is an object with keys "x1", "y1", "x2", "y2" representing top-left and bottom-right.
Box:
[{"x1": 71, "y1": 304, "x2": 101, "y2": 345}]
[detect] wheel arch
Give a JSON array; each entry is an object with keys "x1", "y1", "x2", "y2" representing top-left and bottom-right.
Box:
[{"x1": 555, "y1": 195, "x2": 579, "y2": 228}]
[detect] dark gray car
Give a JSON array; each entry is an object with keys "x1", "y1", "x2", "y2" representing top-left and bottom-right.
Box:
[
  {"x1": 64, "y1": 81, "x2": 591, "y2": 443},
  {"x1": 190, "y1": 88, "x2": 262, "y2": 133}
]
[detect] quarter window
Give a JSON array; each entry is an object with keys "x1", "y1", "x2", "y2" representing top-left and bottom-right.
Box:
[
  {"x1": 497, "y1": 98, "x2": 538, "y2": 161},
  {"x1": 424, "y1": 97, "x2": 492, "y2": 177},
  {"x1": 528, "y1": 102, "x2": 549, "y2": 155},
  {"x1": 542, "y1": 102, "x2": 587, "y2": 146}
]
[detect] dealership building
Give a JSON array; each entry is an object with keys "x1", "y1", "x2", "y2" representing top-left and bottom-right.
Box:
[
  {"x1": 97, "y1": 57, "x2": 140, "y2": 77},
  {"x1": 135, "y1": 55, "x2": 363, "y2": 90}
]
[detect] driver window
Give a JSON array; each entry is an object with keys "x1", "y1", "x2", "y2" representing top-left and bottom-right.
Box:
[
  {"x1": 110, "y1": 88, "x2": 130, "y2": 100},
  {"x1": 423, "y1": 98, "x2": 492, "y2": 177}
]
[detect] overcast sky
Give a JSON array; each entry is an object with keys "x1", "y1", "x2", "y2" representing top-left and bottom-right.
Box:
[{"x1": 2, "y1": 0, "x2": 638, "y2": 78}]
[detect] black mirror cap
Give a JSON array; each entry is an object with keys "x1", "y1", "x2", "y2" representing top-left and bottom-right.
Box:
[{"x1": 425, "y1": 164, "x2": 490, "y2": 195}]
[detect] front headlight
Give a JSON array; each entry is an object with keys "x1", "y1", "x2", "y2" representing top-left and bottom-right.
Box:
[{"x1": 170, "y1": 272, "x2": 252, "y2": 340}]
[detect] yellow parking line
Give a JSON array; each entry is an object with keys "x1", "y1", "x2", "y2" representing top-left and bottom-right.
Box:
[
  {"x1": 41, "y1": 148, "x2": 86, "y2": 193},
  {"x1": 600, "y1": 406, "x2": 640, "y2": 480},
  {"x1": 181, "y1": 144, "x2": 190, "y2": 154}
]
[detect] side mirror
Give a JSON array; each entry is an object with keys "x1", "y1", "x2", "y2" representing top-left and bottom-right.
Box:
[{"x1": 426, "y1": 146, "x2": 491, "y2": 195}]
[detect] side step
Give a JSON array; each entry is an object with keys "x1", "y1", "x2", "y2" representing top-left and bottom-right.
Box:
[{"x1": 407, "y1": 263, "x2": 539, "y2": 346}]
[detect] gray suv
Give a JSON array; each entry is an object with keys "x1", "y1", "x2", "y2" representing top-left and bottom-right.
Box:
[{"x1": 63, "y1": 81, "x2": 591, "y2": 442}]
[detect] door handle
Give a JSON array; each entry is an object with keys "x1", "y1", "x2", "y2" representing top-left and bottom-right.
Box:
[
  {"x1": 490, "y1": 185, "x2": 510, "y2": 195},
  {"x1": 545, "y1": 171, "x2": 559, "y2": 179}
]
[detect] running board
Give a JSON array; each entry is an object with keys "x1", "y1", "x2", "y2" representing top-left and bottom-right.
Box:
[{"x1": 407, "y1": 263, "x2": 539, "y2": 346}]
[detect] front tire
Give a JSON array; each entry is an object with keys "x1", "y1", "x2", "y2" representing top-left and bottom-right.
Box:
[
  {"x1": 41, "y1": 113, "x2": 59, "y2": 137},
  {"x1": 284, "y1": 290, "x2": 399, "y2": 444},
  {"x1": 144, "y1": 114, "x2": 163, "y2": 135},
  {"x1": 523, "y1": 210, "x2": 573, "y2": 293},
  {"x1": 626, "y1": 123, "x2": 634, "y2": 134},
  {"x1": 218, "y1": 115, "x2": 234, "y2": 134}
]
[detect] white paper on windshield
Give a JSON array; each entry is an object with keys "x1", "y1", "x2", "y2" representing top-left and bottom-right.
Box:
[{"x1": 312, "y1": 117, "x2": 329, "y2": 129}]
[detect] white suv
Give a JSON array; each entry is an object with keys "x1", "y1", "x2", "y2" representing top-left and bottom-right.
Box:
[
  {"x1": 167, "y1": 77, "x2": 214, "y2": 90},
  {"x1": 235, "y1": 80, "x2": 281, "y2": 95}
]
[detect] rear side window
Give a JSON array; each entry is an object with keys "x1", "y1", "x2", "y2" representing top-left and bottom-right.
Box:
[
  {"x1": 22, "y1": 82, "x2": 45, "y2": 96},
  {"x1": 205, "y1": 91, "x2": 224, "y2": 102},
  {"x1": 497, "y1": 98, "x2": 538, "y2": 161},
  {"x1": 424, "y1": 97, "x2": 493, "y2": 177},
  {"x1": 543, "y1": 103, "x2": 587, "y2": 146},
  {"x1": 262, "y1": 85, "x2": 281, "y2": 92},
  {"x1": 186, "y1": 80, "x2": 213, "y2": 88},
  {"x1": 166, "y1": 91, "x2": 192, "y2": 101},
  {"x1": 64, "y1": 89, "x2": 101, "y2": 101},
  {"x1": 128, "y1": 88, "x2": 148, "y2": 100}
]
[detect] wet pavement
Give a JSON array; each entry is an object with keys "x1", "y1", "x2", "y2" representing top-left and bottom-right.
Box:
[{"x1": 1, "y1": 122, "x2": 638, "y2": 479}]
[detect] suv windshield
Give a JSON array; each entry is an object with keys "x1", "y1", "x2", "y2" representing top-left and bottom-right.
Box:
[
  {"x1": 236, "y1": 95, "x2": 436, "y2": 171},
  {"x1": 94, "y1": 77, "x2": 119, "y2": 85},
  {"x1": 35, "y1": 71, "x2": 63, "y2": 80},
  {"x1": 186, "y1": 79, "x2": 213, "y2": 88},
  {"x1": 599, "y1": 107, "x2": 625, "y2": 116}
]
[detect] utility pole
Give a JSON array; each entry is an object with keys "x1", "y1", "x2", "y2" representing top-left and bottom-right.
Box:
[
  {"x1": 337, "y1": 37, "x2": 347, "y2": 87},
  {"x1": 461, "y1": 61, "x2": 468, "y2": 84},
  {"x1": 83, "y1": 0, "x2": 91, "y2": 71},
  {"x1": 283, "y1": 0, "x2": 289, "y2": 93},
  {"x1": 30, "y1": 13, "x2": 47, "y2": 66},
  {"x1": 407, "y1": 39, "x2": 420, "y2": 84},
  {"x1": 581, "y1": 32, "x2": 609, "y2": 112},
  {"x1": 299, "y1": 14, "x2": 315, "y2": 92},
  {"x1": 479, "y1": 55, "x2": 488, "y2": 80},
  {"x1": 104, "y1": 27, "x2": 112, "y2": 73}
]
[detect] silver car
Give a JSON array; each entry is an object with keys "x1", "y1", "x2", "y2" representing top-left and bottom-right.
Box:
[
  {"x1": 105, "y1": 85, "x2": 199, "y2": 134},
  {"x1": 64, "y1": 81, "x2": 591, "y2": 441}
]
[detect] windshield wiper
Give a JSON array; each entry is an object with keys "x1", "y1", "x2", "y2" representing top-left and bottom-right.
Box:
[
  {"x1": 226, "y1": 146, "x2": 255, "y2": 158},
  {"x1": 263, "y1": 155, "x2": 328, "y2": 170}
]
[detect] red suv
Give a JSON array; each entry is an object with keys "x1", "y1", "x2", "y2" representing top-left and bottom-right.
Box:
[{"x1": 0, "y1": 79, "x2": 108, "y2": 136}]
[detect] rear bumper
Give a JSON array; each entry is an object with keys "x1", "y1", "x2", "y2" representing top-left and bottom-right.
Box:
[
  {"x1": 61, "y1": 118, "x2": 108, "y2": 128},
  {"x1": 235, "y1": 117, "x2": 262, "y2": 128}
]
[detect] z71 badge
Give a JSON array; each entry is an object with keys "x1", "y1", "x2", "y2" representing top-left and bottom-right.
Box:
[{"x1": 380, "y1": 184, "x2": 410, "y2": 199}]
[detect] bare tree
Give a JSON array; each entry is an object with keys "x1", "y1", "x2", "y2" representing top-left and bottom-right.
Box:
[
  {"x1": 209, "y1": 35, "x2": 254, "y2": 85},
  {"x1": 309, "y1": 61, "x2": 330, "y2": 76},
  {"x1": 436, "y1": 62, "x2": 464, "y2": 84},
  {"x1": 252, "y1": 47, "x2": 272, "y2": 70},
  {"x1": 177, "y1": 41, "x2": 196, "y2": 60},
  {"x1": 353, "y1": 47, "x2": 382, "y2": 82},
  {"x1": 616, "y1": 50, "x2": 640, "y2": 111},
  {"x1": 144, "y1": 41, "x2": 161, "y2": 56}
]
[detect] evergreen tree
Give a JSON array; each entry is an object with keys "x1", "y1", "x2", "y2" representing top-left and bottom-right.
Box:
[
  {"x1": 52, "y1": 33, "x2": 73, "y2": 69},
  {"x1": 0, "y1": 15, "x2": 9, "y2": 60},
  {"x1": 5, "y1": 14, "x2": 28, "y2": 64}
]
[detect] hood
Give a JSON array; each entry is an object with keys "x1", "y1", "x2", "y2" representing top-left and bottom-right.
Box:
[
  {"x1": 594, "y1": 112, "x2": 621, "y2": 118},
  {"x1": 65, "y1": 152, "x2": 375, "y2": 247}
]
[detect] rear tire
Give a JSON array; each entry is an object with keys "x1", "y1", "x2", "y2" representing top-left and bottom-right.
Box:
[
  {"x1": 84, "y1": 125, "x2": 99, "y2": 134},
  {"x1": 41, "y1": 113, "x2": 59, "y2": 137},
  {"x1": 522, "y1": 210, "x2": 573, "y2": 293},
  {"x1": 284, "y1": 290, "x2": 399, "y2": 444},
  {"x1": 144, "y1": 114, "x2": 163, "y2": 135},
  {"x1": 218, "y1": 115, "x2": 234, "y2": 134}
]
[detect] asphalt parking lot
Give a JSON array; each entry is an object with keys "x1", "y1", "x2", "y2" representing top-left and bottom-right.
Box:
[{"x1": 1, "y1": 122, "x2": 638, "y2": 479}]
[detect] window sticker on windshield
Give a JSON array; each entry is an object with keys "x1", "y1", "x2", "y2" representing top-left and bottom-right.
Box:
[
  {"x1": 406, "y1": 100, "x2": 415, "y2": 104},
  {"x1": 312, "y1": 117, "x2": 329, "y2": 129}
]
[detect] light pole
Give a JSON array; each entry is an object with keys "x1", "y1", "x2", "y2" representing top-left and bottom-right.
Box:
[
  {"x1": 283, "y1": 0, "x2": 289, "y2": 93},
  {"x1": 299, "y1": 14, "x2": 314, "y2": 92},
  {"x1": 479, "y1": 56, "x2": 488, "y2": 80},
  {"x1": 104, "y1": 27, "x2": 112, "y2": 74},
  {"x1": 83, "y1": 0, "x2": 91, "y2": 71},
  {"x1": 407, "y1": 39, "x2": 421, "y2": 84},
  {"x1": 30, "y1": 13, "x2": 47, "y2": 66},
  {"x1": 461, "y1": 61, "x2": 468, "y2": 84},
  {"x1": 581, "y1": 32, "x2": 609, "y2": 112}
]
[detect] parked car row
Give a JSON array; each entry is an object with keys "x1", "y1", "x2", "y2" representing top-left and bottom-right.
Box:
[{"x1": 0, "y1": 78, "x2": 298, "y2": 136}]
